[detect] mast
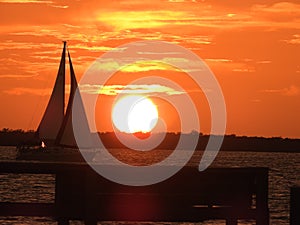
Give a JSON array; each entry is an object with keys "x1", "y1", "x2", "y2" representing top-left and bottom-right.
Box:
[{"x1": 37, "y1": 41, "x2": 66, "y2": 145}]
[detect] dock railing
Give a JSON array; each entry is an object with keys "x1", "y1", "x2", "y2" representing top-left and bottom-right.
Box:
[{"x1": 0, "y1": 161, "x2": 269, "y2": 225}]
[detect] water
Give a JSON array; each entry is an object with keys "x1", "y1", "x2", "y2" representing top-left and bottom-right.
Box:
[{"x1": 0, "y1": 146, "x2": 299, "y2": 225}]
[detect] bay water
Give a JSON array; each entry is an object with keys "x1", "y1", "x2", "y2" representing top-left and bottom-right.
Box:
[{"x1": 0, "y1": 146, "x2": 299, "y2": 225}]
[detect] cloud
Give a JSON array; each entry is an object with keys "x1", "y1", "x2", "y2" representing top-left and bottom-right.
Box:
[
  {"x1": 90, "y1": 56, "x2": 212, "y2": 73},
  {"x1": 232, "y1": 68, "x2": 256, "y2": 73},
  {"x1": 205, "y1": 58, "x2": 232, "y2": 63},
  {"x1": 252, "y1": 2, "x2": 300, "y2": 14},
  {"x1": 282, "y1": 34, "x2": 300, "y2": 44},
  {"x1": 0, "y1": 0, "x2": 53, "y2": 3},
  {"x1": 168, "y1": 0, "x2": 185, "y2": 2},
  {"x1": 260, "y1": 85, "x2": 300, "y2": 96},
  {"x1": 0, "y1": 40, "x2": 43, "y2": 50},
  {"x1": 4, "y1": 0, "x2": 297, "y2": 59},
  {"x1": 71, "y1": 44, "x2": 126, "y2": 52},
  {"x1": 0, "y1": 74, "x2": 39, "y2": 79},
  {"x1": 80, "y1": 84, "x2": 184, "y2": 96},
  {"x1": 121, "y1": 60, "x2": 182, "y2": 72},
  {"x1": 3, "y1": 87, "x2": 52, "y2": 96},
  {"x1": 205, "y1": 58, "x2": 256, "y2": 73},
  {"x1": 251, "y1": 2, "x2": 300, "y2": 28},
  {"x1": 256, "y1": 60, "x2": 272, "y2": 64},
  {"x1": 251, "y1": 99, "x2": 262, "y2": 103},
  {"x1": 94, "y1": 1, "x2": 300, "y2": 35},
  {"x1": 0, "y1": 0, "x2": 68, "y2": 8},
  {"x1": 91, "y1": 59, "x2": 184, "y2": 73},
  {"x1": 97, "y1": 10, "x2": 189, "y2": 30},
  {"x1": 3, "y1": 84, "x2": 73, "y2": 95},
  {"x1": 50, "y1": 4, "x2": 68, "y2": 9}
]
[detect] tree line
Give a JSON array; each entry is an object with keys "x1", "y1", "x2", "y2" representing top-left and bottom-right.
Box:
[{"x1": 0, "y1": 128, "x2": 299, "y2": 152}]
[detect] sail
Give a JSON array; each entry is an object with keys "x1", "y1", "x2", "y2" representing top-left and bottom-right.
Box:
[
  {"x1": 56, "y1": 50, "x2": 92, "y2": 148},
  {"x1": 37, "y1": 42, "x2": 66, "y2": 145}
]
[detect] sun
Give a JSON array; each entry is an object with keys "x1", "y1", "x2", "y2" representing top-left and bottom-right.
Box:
[{"x1": 112, "y1": 95, "x2": 158, "y2": 133}]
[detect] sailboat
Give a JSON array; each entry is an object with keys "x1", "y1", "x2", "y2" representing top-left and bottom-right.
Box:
[{"x1": 17, "y1": 42, "x2": 93, "y2": 161}]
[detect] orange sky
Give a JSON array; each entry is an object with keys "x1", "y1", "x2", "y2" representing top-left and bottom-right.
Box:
[{"x1": 0, "y1": 0, "x2": 299, "y2": 138}]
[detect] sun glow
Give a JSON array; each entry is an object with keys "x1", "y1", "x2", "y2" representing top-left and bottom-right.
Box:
[{"x1": 112, "y1": 95, "x2": 158, "y2": 133}]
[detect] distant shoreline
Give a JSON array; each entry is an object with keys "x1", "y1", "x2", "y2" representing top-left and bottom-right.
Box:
[{"x1": 0, "y1": 129, "x2": 299, "y2": 153}]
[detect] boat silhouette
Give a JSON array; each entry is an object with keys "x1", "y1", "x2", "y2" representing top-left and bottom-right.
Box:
[{"x1": 17, "y1": 42, "x2": 93, "y2": 161}]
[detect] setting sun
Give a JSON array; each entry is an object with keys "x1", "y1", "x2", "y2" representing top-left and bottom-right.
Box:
[{"x1": 112, "y1": 95, "x2": 158, "y2": 133}]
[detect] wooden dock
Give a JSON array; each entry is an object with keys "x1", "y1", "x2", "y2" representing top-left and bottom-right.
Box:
[
  {"x1": 290, "y1": 186, "x2": 300, "y2": 225},
  {"x1": 0, "y1": 161, "x2": 269, "y2": 225}
]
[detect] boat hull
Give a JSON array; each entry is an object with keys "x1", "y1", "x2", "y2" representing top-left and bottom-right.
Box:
[{"x1": 16, "y1": 147, "x2": 88, "y2": 162}]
